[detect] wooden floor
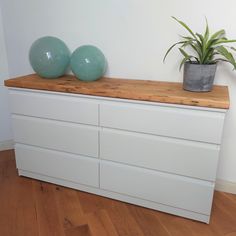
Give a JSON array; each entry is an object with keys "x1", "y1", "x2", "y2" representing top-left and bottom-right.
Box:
[{"x1": 1, "y1": 150, "x2": 236, "y2": 236}]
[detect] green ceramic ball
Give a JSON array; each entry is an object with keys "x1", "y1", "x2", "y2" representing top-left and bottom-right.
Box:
[
  {"x1": 70, "y1": 45, "x2": 107, "y2": 81},
  {"x1": 29, "y1": 36, "x2": 70, "y2": 78}
]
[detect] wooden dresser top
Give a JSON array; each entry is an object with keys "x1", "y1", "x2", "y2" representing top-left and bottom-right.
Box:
[{"x1": 4, "y1": 74, "x2": 230, "y2": 109}]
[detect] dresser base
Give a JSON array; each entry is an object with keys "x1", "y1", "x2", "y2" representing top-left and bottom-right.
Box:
[{"x1": 19, "y1": 169, "x2": 210, "y2": 223}]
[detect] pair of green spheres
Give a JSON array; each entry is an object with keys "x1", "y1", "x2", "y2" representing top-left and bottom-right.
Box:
[{"x1": 29, "y1": 36, "x2": 107, "y2": 81}]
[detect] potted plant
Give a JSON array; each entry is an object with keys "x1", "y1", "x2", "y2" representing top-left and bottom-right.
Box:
[{"x1": 163, "y1": 17, "x2": 236, "y2": 92}]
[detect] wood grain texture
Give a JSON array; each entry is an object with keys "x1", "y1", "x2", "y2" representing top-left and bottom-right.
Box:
[
  {"x1": 1, "y1": 149, "x2": 236, "y2": 236},
  {"x1": 4, "y1": 74, "x2": 229, "y2": 109},
  {"x1": 33, "y1": 181, "x2": 65, "y2": 236}
]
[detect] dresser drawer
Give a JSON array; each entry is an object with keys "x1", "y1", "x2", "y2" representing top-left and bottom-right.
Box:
[
  {"x1": 100, "y1": 102, "x2": 225, "y2": 144},
  {"x1": 100, "y1": 129, "x2": 219, "y2": 181},
  {"x1": 100, "y1": 161, "x2": 214, "y2": 215},
  {"x1": 9, "y1": 90, "x2": 99, "y2": 125},
  {"x1": 12, "y1": 115, "x2": 99, "y2": 157},
  {"x1": 15, "y1": 144, "x2": 99, "y2": 187}
]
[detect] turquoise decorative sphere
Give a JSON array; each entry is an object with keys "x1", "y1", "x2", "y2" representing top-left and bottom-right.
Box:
[
  {"x1": 29, "y1": 36, "x2": 70, "y2": 78},
  {"x1": 70, "y1": 45, "x2": 107, "y2": 81}
]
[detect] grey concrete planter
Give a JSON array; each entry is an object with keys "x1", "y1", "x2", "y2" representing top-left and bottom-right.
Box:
[{"x1": 183, "y1": 62, "x2": 217, "y2": 92}]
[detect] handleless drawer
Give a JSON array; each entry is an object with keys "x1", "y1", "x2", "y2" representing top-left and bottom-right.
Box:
[
  {"x1": 9, "y1": 90, "x2": 99, "y2": 125},
  {"x1": 15, "y1": 144, "x2": 99, "y2": 187},
  {"x1": 12, "y1": 115, "x2": 99, "y2": 157},
  {"x1": 100, "y1": 102, "x2": 225, "y2": 144},
  {"x1": 100, "y1": 129, "x2": 219, "y2": 181},
  {"x1": 100, "y1": 161, "x2": 214, "y2": 215}
]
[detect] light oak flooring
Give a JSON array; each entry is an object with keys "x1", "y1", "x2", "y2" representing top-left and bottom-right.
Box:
[{"x1": 1, "y1": 149, "x2": 236, "y2": 236}]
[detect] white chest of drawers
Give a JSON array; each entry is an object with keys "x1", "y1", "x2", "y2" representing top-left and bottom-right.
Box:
[{"x1": 5, "y1": 74, "x2": 229, "y2": 223}]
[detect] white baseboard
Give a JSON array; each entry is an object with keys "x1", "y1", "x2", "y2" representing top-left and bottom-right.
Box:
[
  {"x1": 0, "y1": 139, "x2": 14, "y2": 151},
  {"x1": 215, "y1": 179, "x2": 236, "y2": 194}
]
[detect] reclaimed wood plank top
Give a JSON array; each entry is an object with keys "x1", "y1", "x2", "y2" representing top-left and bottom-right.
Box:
[{"x1": 4, "y1": 74, "x2": 230, "y2": 109}]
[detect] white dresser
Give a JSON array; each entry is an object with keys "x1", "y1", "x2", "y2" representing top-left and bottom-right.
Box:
[{"x1": 5, "y1": 74, "x2": 229, "y2": 223}]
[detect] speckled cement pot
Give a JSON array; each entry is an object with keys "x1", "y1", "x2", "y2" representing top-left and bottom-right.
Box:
[{"x1": 183, "y1": 62, "x2": 217, "y2": 92}]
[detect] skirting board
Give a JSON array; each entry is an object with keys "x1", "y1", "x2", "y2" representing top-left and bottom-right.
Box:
[
  {"x1": 0, "y1": 139, "x2": 14, "y2": 151},
  {"x1": 215, "y1": 179, "x2": 236, "y2": 194}
]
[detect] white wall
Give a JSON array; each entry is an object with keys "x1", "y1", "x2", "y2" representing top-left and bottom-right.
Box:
[
  {"x1": 1, "y1": 0, "x2": 236, "y2": 184},
  {"x1": 0, "y1": 4, "x2": 12, "y2": 145}
]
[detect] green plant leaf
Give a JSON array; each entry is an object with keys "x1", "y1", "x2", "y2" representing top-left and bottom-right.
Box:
[
  {"x1": 180, "y1": 35, "x2": 195, "y2": 40},
  {"x1": 204, "y1": 18, "x2": 210, "y2": 42},
  {"x1": 196, "y1": 33, "x2": 204, "y2": 43},
  {"x1": 182, "y1": 35, "x2": 202, "y2": 52},
  {"x1": 206, "y1": 38, "x2": 220, "y2": 50},
  {"x1": 181, "y1": 39, "x2": 195, "y2": 48},
  {"x1": 219, "y1": 45, "x2": 236, "y2": 52},
  {"x1": 196, "y1": 33, "x2": 205, "y2": 63},
  {"x1": 216, "y1": 46, "x2": 236, "y2": 69},
  {"x1": 179, "y1": 39, "x2": 202, "y2": 60},
  {"x1": 209, "y1": 29, "x2": 225, "y2": 41},
  {"x1": 178, "y1": 48, "x2": 199, "y2": 69},
  {"x1": 231, "y1": 46, "x2": 236, "y2": 51},
  {"x1": 189, "y1": 43, "x2": 202, "y2": 59},
  {"x1": 202, "y1": 18, "x2": 210, "y2": 61},
  {"x1": 215, "y1": 39, "x2": 236, "y2": 45},
  {"x1": 179, "y1": 55, "x2": 198, "y2": 70},
  {"x1": 202, "y1": 48, "x2": 215, "y2": 64},
  {"x1": 212, "y1": 58, "x2": 228, "y2": 63},
  {"x1": 195, "y1": 33, "x2": 204, "y2": 48},
  {"x1": 179, "y1": 48, "x2": 190, "y2": 58},
  {"x1": 179, "y1": 57, "x2": 190, "y2": 71},
  {"x1": 172, "y1": 16, "x2": 197, "y2": 39},
  {"x1": 163, "y1": 41, "x2": 188, "y2": 62}
]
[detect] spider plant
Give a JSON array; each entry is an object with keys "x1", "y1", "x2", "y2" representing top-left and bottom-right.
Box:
[{"x1": 163, "y1": 17, "x2": 236, "y2": 70}]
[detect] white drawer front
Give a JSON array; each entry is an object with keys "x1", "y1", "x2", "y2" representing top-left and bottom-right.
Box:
[
  {"x1": 9, "y1": 90, "x2": 98, "y2": 125},
  {"x1": 15, "y1": 144, "x2": 99, "y2": 187},
  {"x1": 100, "y1": 129, "x2": 219, "y2": 181},
  {"x1": 100, "y1": 161, "x2": 214, "y2": 215},
  {"x1": 100, "y1": 103, "x2": 225, "y2": 144},
  {"x1": 12, "y1": 115, "x2": 98, "y2": 157}
]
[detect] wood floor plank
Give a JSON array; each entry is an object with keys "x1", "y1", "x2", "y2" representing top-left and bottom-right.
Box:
[
  {"x1": 33, "y1": 181, "x2": 65, "y2": 236},
  {"x1": 78, "y1": 191, "x2": 115, "y2": 214},
  {"x1": 128, "y1": 205, "x2": 171, "y2": 236},
  {"x1": 186, "y1": 219, "x2": 221, "y2": 236},
  {"x1": 214, "y1": 191, "x2": 236, "y2": 219},
  {"x1": 0, "y1": 149, "x2": 15, "y2": 163},
  {"x1": 86, "y1": 209, "x2": 119, "y2": 236},
  {"x1": 0, "y1": 159, "x2": 16, "y2": 236},
  {"x1": 155, "y1": 211, "x2": 194, "y2": 236},
  {"x1": 210, "y1": 192, "x2": 236, "y2": 236},
  {"x1": 211, "y1": 215, "x2": 236, "y2": 236},
  {"x1": 2, "y1": 158, "x2": 17, "y2": 179},
  {"x1": 54, "y1": 185, "x2": 87, "y2": 230},
  {"x1": 104, "y1": 201, "x2": 145, "y2": 236},
  {"x1": 65, "y1": 224, "x2": 92, "y2": 236},
  {"x1": 13, "y1": 177, "x2": 39, "y2": 236},
  {"x1": 78, "y1": 191, "x2": 143, "y2": 236},
  {"x1": 222, "y1": 192, "x2": 236, "y2": 203},
  {"x1": 0, "y1": 159, "x2": 38, "y2": 236},
  {"x1": 224, "y1": 232, "x2": 236, "y2": 236}
]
